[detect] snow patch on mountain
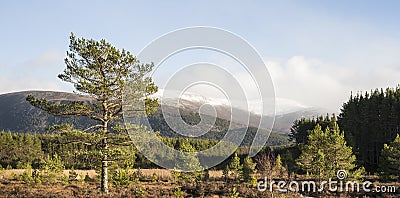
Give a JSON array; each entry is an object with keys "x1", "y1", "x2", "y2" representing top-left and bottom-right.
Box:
[{"x1": 150, "y1": 89, "x2": 308, "y2": 115}]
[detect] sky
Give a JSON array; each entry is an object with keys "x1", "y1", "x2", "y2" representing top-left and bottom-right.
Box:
[{"x1": 1, "y1": 1, "x2": 400, "y2": 113}]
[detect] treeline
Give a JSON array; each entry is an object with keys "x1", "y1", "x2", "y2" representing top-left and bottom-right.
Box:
[
  {"x1": 338, "y1": 87, "x2": 400, "y2": 171},
  {"x1": 0, "y1": 129, "x2": 287, "y2": 172},
  {"x1": 147, "y1": 110, "x2": 289, "y2": 146},
  {"x1": 0, "y1": 130, "x2": 225, "y2": 170},
  {"x1": 288, "y1": 86, "x2": 400, "y2": 179}
]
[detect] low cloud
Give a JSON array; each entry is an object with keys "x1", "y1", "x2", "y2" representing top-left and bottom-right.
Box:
[
  {"x1": 2, "y1": 50, "x2": 400, "y2": 115},
  {"x1": 0, "y1": 51, "x2": 73, "y2": 94},
  {"x1": 267, "y1": 56, "x2": 400, "y2": 113}
]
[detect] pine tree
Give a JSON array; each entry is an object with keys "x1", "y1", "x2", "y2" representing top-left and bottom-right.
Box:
[
  {"x1": 175, "y1": 140, "x2": 202, "y2": 172},
  {"x1": 296, "y1": 123, "x2": 358, "y2": 180},
  {"x1": 242, "y1": 156, "x2": 257, "y2": 186},
  {"x1": 379, "y1": 134, "x2": 400, "y2": 181},
  {"x1": 289, "y1": 115, "x2": 336, "y2": 145},
  {"x1": 173, "y1": 139, "x2": 203, "y2": 185},
  {"x1": 229, "y1": 152, "x2": 243, "y2": 181},
  {"x1": 26, "y1": 33, "x2": 158, "y2": 193},
  {"x1": 273, "y1": 154, "x2": 287, "y2": 178}
]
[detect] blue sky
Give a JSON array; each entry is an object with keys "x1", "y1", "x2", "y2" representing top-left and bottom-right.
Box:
[{"x1": 1, "y1": 1, "x2": 400, "y2": 113}]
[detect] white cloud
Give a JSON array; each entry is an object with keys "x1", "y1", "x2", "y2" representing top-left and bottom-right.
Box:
[
  {"x1": 152, "y1": 88, "x2": 307, "y2": 115},
  {"x1": 0, "y1": 51, "x2": 73, "y2": 94},
  {"x1": 3, "y1": 49, "x2": 400, "y2": 117},
  {"x1": 266, "y1": 56, "x2": 400, "y2": 113},
  {"x1": 0, "y1": 77, "x2": 62, "y2": 94}
]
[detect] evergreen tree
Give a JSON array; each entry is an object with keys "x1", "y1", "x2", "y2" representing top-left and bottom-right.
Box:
[
  {"x1": 379, "y1": 134, "x2": 400, "y2": 180},
  {"x1": 242, "y1": 156, "x2": 257, "y2": 186},
  {"x1": 297, "y1": 123, "x2": 358, "y2": 180},
  {"x1": 289, "y1": 114, "x2": 336, "y2": 145},
  {"x1": 272, "y1": 154, "x2": 287, "y2": 178},
  {"x1": 339, "y1": 86, "x2": 400, "y2": 172},
  {"x1": 255, "y1": 150, "x2": 273, "y2": 175},
  {"x1": 175, "y1": 140, "x2": 202, "y2": 171},
  {"x1": 26, "y1": 33, "x2": 158, "y2": 193},
  {"x1": 173, "y1": 139, "x2": 203, "y2": 185},
  {"x1": 0, "y1": 131, "x2": 43, "y2": 168},
  {"x1": 229, "y1": 152, "x2": 242, "y2": 181}
]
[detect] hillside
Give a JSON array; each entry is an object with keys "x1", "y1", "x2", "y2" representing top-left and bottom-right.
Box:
[
  {"x1": 0, "y1": 91, "x2": 95, "y2": 132},
  {"x1": 159, "y1": 95, "x2": 326, "y2": 134},
  {"x1": 0, "y1": 91, "x2": 325, "y2": 146}
]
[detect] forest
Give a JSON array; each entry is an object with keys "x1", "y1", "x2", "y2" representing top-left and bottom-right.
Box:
[
  {"x1": 0, "y1": 33, "x2": 399, "y2": 197},
  {"x1": 1, "y1": 87, "x2": 399, "y2": 197}
]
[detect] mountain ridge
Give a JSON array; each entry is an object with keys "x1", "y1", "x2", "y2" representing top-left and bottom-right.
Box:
[{"x1": 0, "y1": 90, "x2": 327, "y2": 136}]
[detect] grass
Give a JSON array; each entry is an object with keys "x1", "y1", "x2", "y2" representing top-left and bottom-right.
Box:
[{"x1": 1, "y1": 169, "x2": 398, "y2": 197}]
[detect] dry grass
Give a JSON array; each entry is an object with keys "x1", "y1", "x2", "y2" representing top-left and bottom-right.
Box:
[
  {"x1": 1, "y1": 169, "x2": 223, "y2": 181},
  {"x1": 1, "y1": 169, "x2": 397, "y2": 197},
  {"x1": 1, "y1": 169, "x2": 25, "y2": 179}
]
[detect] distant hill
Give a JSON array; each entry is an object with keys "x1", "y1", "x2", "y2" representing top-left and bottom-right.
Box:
[
  {"x1": 0, "y1": 91, "x2": 95, "y2": 132},
  {"x1": 0, "y1": 91, "x2": 326, "y2": 146},
  {"x1": 145, "y1": 107, "x2": 290, "y2": 146},
  {"x1": 158, "y1": 94, "x2": 327, "y2": 134},
  {"x1": 271, "y1": 107, "x2": 330, "y2": 133}
]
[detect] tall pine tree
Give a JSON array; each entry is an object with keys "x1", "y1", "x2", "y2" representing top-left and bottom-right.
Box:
[{"x1": 26, "y1": 33, "x2": 158, "y2": 193}]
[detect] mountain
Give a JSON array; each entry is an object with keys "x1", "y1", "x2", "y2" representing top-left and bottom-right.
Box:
[
  {"x1": 269, "y1": 107, "x2": 330, "y2": 134},
  {"x1": 154, "y1": 91, "x2": 327, "y2": 134},
  {"x1": 0, "y1": 91, "x2": 95, "y2": 132},
  {"x1": 0, "y1": 90, "x2": 327, "y2": 146}
]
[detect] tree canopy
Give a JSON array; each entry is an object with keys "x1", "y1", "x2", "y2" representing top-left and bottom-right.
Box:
[
  {"x1": 289, "y1": 114, "x2": 336, "y2": 145},
  {"x1": 296, "y1": 123, "x2": 358, "y2": 180},
  {"x1": 379, "y1": 134, "x2": 400, "y2": 180},
  {"x1": 338, "y1": 87, "x2": 400, "y2": 172}
]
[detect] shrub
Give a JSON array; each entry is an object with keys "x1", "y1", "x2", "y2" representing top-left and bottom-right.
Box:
[
  {"x1": 68, "y1": 168, "x2": 78, "y2": 182},
  {"x1": 133, "y1": 168, "x2": 144, "y2": 180},
  {"x1": 77, "y1": 174, "x2": 85, "y2": 183},
  {"x1": 41, "y1": 172, "x2": 58, "y2": 185},
  {"x1": 16, "y1": 162, "x2": 31, "y2": 169},
  {"x1": 17, "y1": 165, "x2": 42, "y2": 187},
  {"x1": 60, "y1": 174, "x2": 69, "y2": 185},
  {"x1": 111, "y1": 168, "x2": 132, "y2": 186},
  {"x1": 229, "y1": 187, "x2": 239, "y2": 198},
  {"x1": 40, "y1": 154, "x2": 65, "y2": 173},
  {"x1": 174, "y1": 187, "x2": 184, "y2": 198},
  {"x1": 84, "y1": 173, "x2": 92, "y2": 182},
  {"x1": 39, "y1": 154, "x2": 65, "y2": 184},
  {"x1": 130, "y1": 182, "x2": 147, "y2": 196},
  {"x1": 0, "y1": 166, "x2": 3, "y2": 179},
  {"x1": 151, "y1": 172, "x2": 158, "y2": 182},
  {"x1": 222, "y1": 166, "x2": 229, "y2": 181}
]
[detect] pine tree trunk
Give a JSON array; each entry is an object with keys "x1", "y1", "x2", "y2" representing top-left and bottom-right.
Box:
[
  {"x1": 101, "y1": 121, "x2": 109, "y2": 193},
  {"x1": 101, "y1": 137, "x2": 108, "y2": 193}
]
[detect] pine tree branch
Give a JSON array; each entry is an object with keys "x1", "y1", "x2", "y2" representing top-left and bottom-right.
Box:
[
  {"x1": 83, "y1": 124, "x2": 103, "y2": 132},
  {"x1": 61, "y1": 140, "x2": 94, "y2": 145}
]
